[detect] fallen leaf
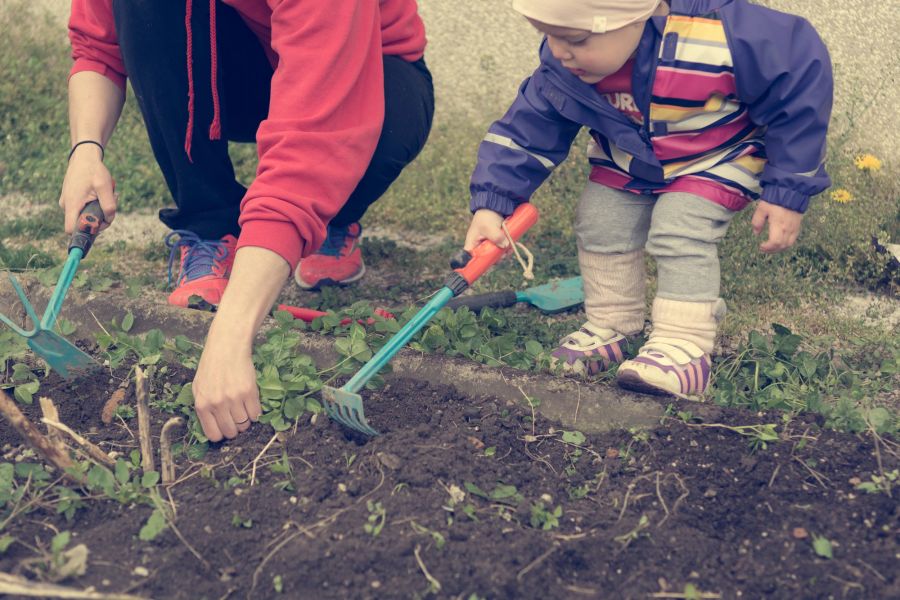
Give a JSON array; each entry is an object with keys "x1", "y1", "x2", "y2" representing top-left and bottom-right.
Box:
[
  {"x1": 101, "y1": 383, "x2": 129, "y2": 424},
  {"x1": 467, "y1": 436, "x2": 485, "y2": 450}
]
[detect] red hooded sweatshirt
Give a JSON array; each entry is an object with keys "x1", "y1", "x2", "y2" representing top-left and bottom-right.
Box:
[{"x1": 68, "y1": 0, "x2": 426, "y2": 269}]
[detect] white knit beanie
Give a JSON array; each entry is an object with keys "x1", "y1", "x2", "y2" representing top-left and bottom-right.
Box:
[{"x1": 512, "y1": 0, "x2": 662, "y2": 33}]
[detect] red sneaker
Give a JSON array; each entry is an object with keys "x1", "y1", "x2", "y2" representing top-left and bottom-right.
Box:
[
  {"x1": 165, "y1": 231, "x2": 237, "y2": 310},
  {"x1": 294, "y1": 222, "x2": 365, "y2": 290}
]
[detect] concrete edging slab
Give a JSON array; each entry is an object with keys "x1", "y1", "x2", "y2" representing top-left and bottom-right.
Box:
[{"x1": 1, "y1": 276, "x2": 665, "y2": 433}]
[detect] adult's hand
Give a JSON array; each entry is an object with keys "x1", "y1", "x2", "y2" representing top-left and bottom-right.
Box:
[
  {"x1": 192, "y1": 321, "x2": 261, "y2": 441},
  {"x1": 751, "y1": 200, "x2": 804, "y2": 254},
  {"x1": 58, "y1": 147, "x2": 117, "y2": 234},
  {"x1": 191, "y1": 246, "x2": 290, "y2": 442}
]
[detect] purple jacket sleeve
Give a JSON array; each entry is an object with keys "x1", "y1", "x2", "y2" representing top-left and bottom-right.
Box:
[
  {"x1": 722, "y1": 1, "x2": 833, "y2": 213},
  {"x1": 469, "y1": 66, "x2": 582, "y2": 216}
]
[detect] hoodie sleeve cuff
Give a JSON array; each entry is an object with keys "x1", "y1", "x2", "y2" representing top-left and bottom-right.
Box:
[
  {"x1": 69, "y1": 59, "x2": 126, "y2": 91},
  {"x1": 470, "y1": 191, "x2": 519, "y2": 216},
  {"x1": 236, "y1": 220, "x2": 306, "y2": 271},
  {"x1": 760, "y1": 185, "x2": 811, "y2": 214}
]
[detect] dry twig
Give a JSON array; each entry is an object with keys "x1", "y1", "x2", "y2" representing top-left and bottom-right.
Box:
[
  {"x1": 0, "y1": 571, "x2": 145, "y2": 599},
  {"x1": 414, "y1": 544, "x2": 442, "y2": 592},
  {"x1": 41, "y1": 418, "x2": 115, "y2": 468},
  {"x1": 134, "y1": 367, "x2": 155, "y2": 472},
  {"x1": 249, "y1": 431, "x2": 280, "y2": 486},
  {"x1": 159, "y1": 417, "x2": 186, "y2": 485},
  {"x1": 516, "y1": 542, "x2": 560, "y2": 581},
  {"x1": 0, "y1": 390, "x2": 77, "y2": 482}
]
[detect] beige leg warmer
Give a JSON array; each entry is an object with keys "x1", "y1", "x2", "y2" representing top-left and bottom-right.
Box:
[
  {"x1": 579, "y1": 248, "x2": 646, "y2": 336},
  {"x1": 649, "y1": 297, "x2": 726, "y2": 355}
]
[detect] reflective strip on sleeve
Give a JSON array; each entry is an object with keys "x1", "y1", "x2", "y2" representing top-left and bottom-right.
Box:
[{"x1": 483, "y1": 133, "x2": 556, "y2": 170}]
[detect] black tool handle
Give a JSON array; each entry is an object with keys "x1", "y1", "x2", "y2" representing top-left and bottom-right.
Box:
[
  {"x1": 68, "y1": 200, "x2": 105, "y2": 257},
  {"x1": 446, "y1": 290, "x2": 519, "y2": 312}
]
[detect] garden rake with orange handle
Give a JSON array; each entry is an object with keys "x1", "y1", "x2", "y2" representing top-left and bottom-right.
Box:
[
  {"x1": 322, "y1": 202, "x2": 539, "y2": 436},
  {"x1": 0, "y1": 201, "x2": 105, "y2": 379}
]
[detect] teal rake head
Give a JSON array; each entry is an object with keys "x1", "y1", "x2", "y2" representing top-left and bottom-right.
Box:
[
  {"x1": 322, "y1": 386, "x2": 379, "y2": 436},
  {"x1": 0, "y1": 273, "x2": 98, "y2": 379},
  {"x1": 0, "y1": 201, "x2": 105, "y2": 379}
]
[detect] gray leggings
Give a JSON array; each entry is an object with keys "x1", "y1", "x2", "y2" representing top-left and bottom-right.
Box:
[{"x1": 575, "y1": 183, "x2": 737, "y2": 301}]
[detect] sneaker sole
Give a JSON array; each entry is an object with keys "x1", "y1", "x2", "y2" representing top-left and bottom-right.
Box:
[
  {"x1": 295, "y1": 264, "x2": 366, "y2": 291},
  {"x1": 616, "y1": 369, "x2": 675, "y2": 397},
  {"x1": 616, "y1": 370, "x2": 703, "y2": 401},
  {"x1": 187, "y1": 297, "x2": 218, "y2": 312}
]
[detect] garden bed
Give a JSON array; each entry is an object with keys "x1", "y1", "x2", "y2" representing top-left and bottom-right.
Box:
[{"x1": 1, "y1": 358, "x2": 897, "y2": 599}]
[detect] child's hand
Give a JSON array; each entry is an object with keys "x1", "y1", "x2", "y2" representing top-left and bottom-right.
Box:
[
  {"x1": 751, "y1": 201, "x2": 804, "y2": 253},
  {"x1": 464, "y1": 209, "x2": 508, "y2": 252}
]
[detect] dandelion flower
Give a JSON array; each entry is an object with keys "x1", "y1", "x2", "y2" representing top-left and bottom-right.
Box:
[
  {"x1": 854, "y1": 154, "x2": 882, "y2": 172},
  {"x1": 831, "y1": 188, "x2": 853, "y2": 204}
]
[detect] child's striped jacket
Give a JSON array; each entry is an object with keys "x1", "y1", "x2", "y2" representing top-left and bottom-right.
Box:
[{"x1": 470, "y1": 0, "x2": 833, "y2": 215}]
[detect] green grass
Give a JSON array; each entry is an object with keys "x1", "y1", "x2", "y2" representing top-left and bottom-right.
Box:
[{"x1": 1, "y1": 1, "x2": 897, "y2": 426}]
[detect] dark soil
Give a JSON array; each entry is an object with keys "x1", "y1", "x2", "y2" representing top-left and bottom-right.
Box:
[{"x1": 1, "y1": 361, "x2": 897, "y2": 600}]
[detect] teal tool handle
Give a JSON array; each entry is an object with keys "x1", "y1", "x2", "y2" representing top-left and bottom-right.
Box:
[
  {"x1": 68, "y1": 200, "x2": 105, "y2": 257},
  {"x1": 42, "y1": 202, "x2": 106, "y2": 329},
  {"x1": 341, "y1": 287, "x2": 455, "y2": 394}
]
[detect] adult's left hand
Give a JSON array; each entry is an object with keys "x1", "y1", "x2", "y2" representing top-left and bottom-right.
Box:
[
  {"x1": 189, "y1": 246, "x2": 289, "y2": 442},
  {"x1": 751, "y1": 200, "x2": 804, "y2": 253},
  {"x1": 192, "y1": 323, "x2": 262, "y2": 442}
]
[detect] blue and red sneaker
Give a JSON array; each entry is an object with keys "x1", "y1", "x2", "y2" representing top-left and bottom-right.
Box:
[
  {"x1": 165, "y1": 230, "x2": 237, "y2": 310},
  {"x1": 294, "y1": 222, "x2": 365, "y2": 290}
]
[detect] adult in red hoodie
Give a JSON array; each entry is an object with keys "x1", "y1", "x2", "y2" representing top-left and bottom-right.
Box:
[{"x1": 61, "y1": 0, "x2": 433, "y2": 441}]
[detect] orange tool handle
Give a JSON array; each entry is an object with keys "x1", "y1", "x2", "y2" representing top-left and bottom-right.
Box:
[
  {"x1": 276, "y1": 304, "x2": 395, "y2": 326},
  {"x1": 453, "y1": 203, "x2": 538, "y2": 285},
  {"x1": 68, "y1": 200, "x2": 107, "y2": 256}
]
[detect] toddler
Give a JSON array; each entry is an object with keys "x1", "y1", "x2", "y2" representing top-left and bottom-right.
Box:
[{"x1": 464, "y1": 0, "x2": 832, "y2": 397}]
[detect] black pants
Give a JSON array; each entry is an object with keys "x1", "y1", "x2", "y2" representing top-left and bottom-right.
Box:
[{"x1": 112, "y1": 0, "x2": 434, "y2": 239}]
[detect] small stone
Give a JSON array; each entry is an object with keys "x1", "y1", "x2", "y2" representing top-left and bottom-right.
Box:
[
  {"x1": 849, "y1": 477, "x2": 862, "y2": 486},
  {"x1": 463, "y1": 407, "x2": 481, "y2": 419},
  {"x1": 102, "y1": 579, "x2": 111, "y2": 586},
  {"x1": 337, "y1": 483, "x2": 347, "y2": 493},
  {"x1": 704, "y1": 488, "x2": 717, "y2": 498},
  {"x1": 133, "y1": 567, "x2": 150, "y2": 577},
  {"x1": 377, "y1": 452, "x2": 402, "y2": 470},
  {"x1": 371, "y1": 581, "x2": 381, "y2": 589},
  {"x1": 289, "y1": 496, "x2": 298, "y2": 504},
  {"x1": 606, "y1": 448, "x2": 620, "y2": 459},
  {"x1": 203, "y1": 525, "x2": 213, "y2": 534},
  {"x1": 540, "y1": 493, "x2": 553, "y2": 503},
  {"x1": 792, "y1": 527, "x2": 808, "y2": 539}
]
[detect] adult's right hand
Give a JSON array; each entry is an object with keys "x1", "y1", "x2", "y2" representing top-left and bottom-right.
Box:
[{"x1": 58, "y1": 144, "x2": 117, "y2": 234}]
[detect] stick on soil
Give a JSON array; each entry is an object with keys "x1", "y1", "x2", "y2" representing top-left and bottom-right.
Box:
[
  {"x1": 102, "y1": 377, "x2": 130, "y2": 425},
  {"x1": 0, "y1": 571, "x2": 146, "y2": 599},
  {"x1": 0, "y1": 390, "x2": 77, "y2": 482},
  {"x1": 160, "y1": 417, "x2": 186, "y2": 485},
  {"x1": 38, "y1": 396, "x2": 67, "y2": 449},
  {"x1": 40, "y1": 417, "x2": 116, "y2": 468},
  {"x1": 134, "y1": 367, "x2": 155, "y2": 473}
]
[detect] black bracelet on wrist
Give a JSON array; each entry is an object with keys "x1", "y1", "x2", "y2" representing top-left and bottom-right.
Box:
[{"x1": 68, "y1": 140, "x2": 104, "y2": 162}]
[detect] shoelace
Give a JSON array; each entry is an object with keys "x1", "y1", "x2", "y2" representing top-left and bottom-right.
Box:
[
  {"x1": 317, "y1": 224, "x2": 355, "y2": 257},
  {"x1": 165, "y1": 230, "x2": 230, "y2": 287}
]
